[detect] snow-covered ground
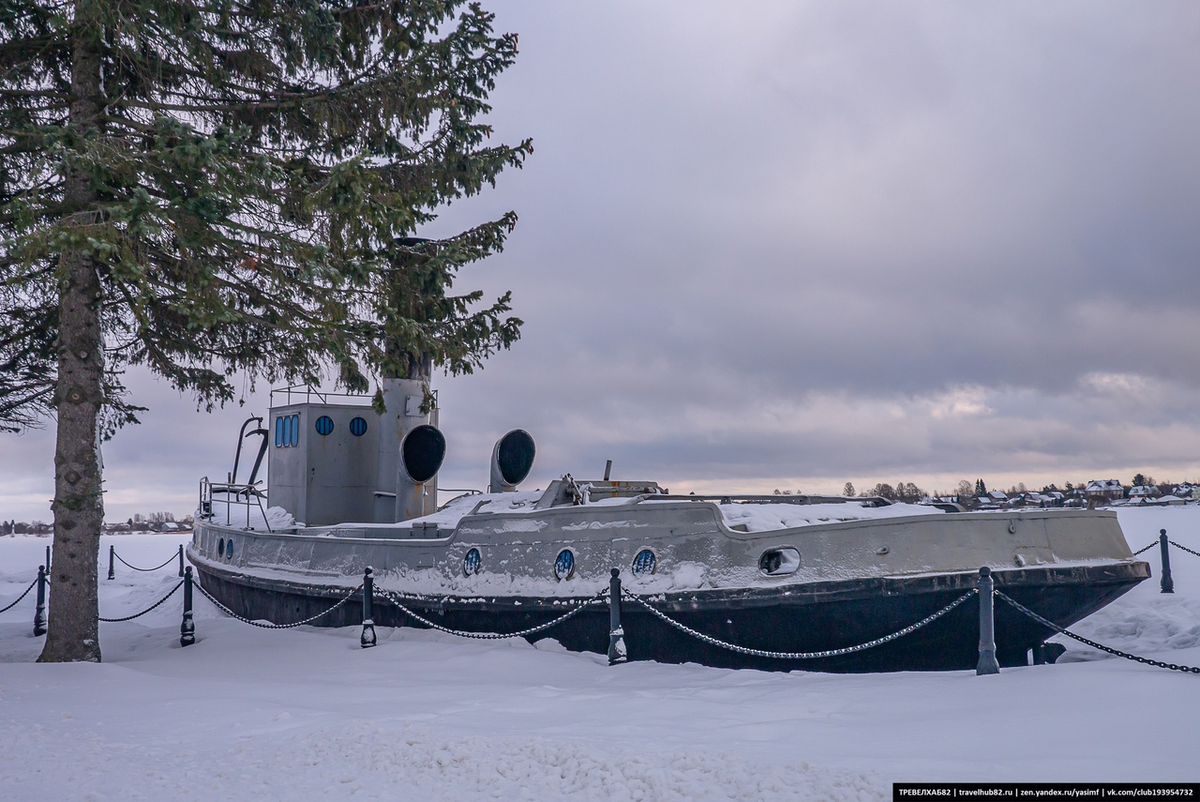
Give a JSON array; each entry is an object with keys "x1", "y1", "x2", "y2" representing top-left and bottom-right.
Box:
[{"x1": 1, "y1": 507, "x2": 1197, "y2": 801}]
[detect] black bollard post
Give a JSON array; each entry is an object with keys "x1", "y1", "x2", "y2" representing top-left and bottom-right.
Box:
[
  {"x1": 46, "y1": 545, "x2": 51, "y2": 574},
  {"x1": 107, "y1": 544, "x2": 115, "y2": 580},
  {"x1": 361, "y1": 567, "x2": 376, "y2": 649},
  {"x1": 607, "y1": 568, "x2": 627, "y2": 665},
  {"x1": 180, "y1": 566, "x2": 195, "y2": 647},
  {"x1": 1159, "y1": 529, "x2": 1174, "y2": 594},
  {"x1": 33, "y1": 565, "x2": 47, "y2": 637},
  {"x1": 976, "y1": 566, "x2": 1000, "y2": 675},
  {"x1": 178, "y1": 544, "x2": 185, "y2": 577}
]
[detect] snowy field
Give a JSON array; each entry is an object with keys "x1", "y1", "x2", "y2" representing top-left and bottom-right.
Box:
[{"x1": 1, "y1": 507, "x2": 1198, "y2": 801}]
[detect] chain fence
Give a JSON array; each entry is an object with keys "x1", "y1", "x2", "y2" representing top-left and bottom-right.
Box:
[
  {"x1": 374, "y1": 586, "x2": 607, "y2": 640},
  {"x1": 99, "y1": 581, "x2": 184, "y2": 623},
  {"x1": 9, "y1": 527, "x2": 1200, "y2": 675},
  {"x1": 1168, "y1": 539, "x2": 1200, "y2": 558},
  {"x1": 994, "y1": 590, "x2": 1200, "y2": 675},
  {"x1": 113, "y1": 550, "x2": 178, "y2": 573},
  {"x1": 621, "y1": 588, "x2": 978, "y2": 661},
  {"x1": 0, "y1": 577, "x2": 39, "y2": 614},
  {"x1": 192, "y1": 580, "x2": 363, "y2": 629}
]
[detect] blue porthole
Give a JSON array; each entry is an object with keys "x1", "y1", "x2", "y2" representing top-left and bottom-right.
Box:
[
  {"x1": 463, "y1": 547, "x2": 482, "y2": 577},
  {"x1": 349, "y1": 416, "x2": 368, "y2": 437},
  {"x1": 226, "y1": 538, "x2": 234, "y2": 559},
  {"x1": 217, "y1": 537, "x2": 225, "y2": 558},
  {"x1": 554, "y1": 549, "x2": 575, "y2": 581},
  {"x1": 632, "y1": 549, "x2": 657, "y2": 576},
  {"x1": 275, "y1": 417, "x2": 285, "y2": 447},
  {"x1": 315, "y1": 415, "x2": 334, "y2": 436},
  {"x1": 290, "y1": 415, "x2": 300, "y2": 447}
]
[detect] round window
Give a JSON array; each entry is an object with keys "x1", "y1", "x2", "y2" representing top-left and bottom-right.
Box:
[
  {"x1": 315, "y1": 415, "x2": 334, "y2": 436},
  {"x1": 349, "y1": 417, "x2": 368, "y2": 437},
  {"x1": 225, "y1": 538, "x2": 234, "y2": 559},
  {"x1": 463, "y1": 547, "x2": 482, "y2": 577},
  {"x1": 631, "y1": 549, "x2": 656, "y2": 576},
  {"x1": 554, "y1": 549, "x2": 575, "y2": 581},
  {"x1": 217, "y1": 537, "x2": 225, "y2": 558}
]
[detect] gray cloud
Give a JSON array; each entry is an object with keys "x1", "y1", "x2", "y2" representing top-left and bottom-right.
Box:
[{"x1": 4, "y1": 1, "x2": 1200, "y2": 521}]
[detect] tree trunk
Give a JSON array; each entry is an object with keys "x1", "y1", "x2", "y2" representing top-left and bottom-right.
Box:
[{"x1": 39, "y1": 0, "x2": 105, "y2": 663}]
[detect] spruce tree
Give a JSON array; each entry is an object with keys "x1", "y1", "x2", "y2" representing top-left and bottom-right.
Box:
[{"x1": 0, "y1": 0, "x2": 531, "y2": 662}]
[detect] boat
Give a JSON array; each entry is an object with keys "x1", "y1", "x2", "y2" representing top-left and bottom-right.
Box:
[{"x1": 189, "y1": 381, "x2": 1150, "y2": 672}]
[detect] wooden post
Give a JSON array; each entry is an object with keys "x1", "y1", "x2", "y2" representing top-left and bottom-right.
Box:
[{"x1": 976, "y1": 567, "x2": 1000, "y2": 675}]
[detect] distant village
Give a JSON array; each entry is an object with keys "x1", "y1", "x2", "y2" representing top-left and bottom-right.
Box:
[
  {"x1": 765, "y1": 474, "x2": 1200, "y2": 510},
  {"x1": 834, "y1": 475, "x2": 1197, "y2": 511},
  {"x1": 929, "y1": 479, "x2": 1198, "y2": 511}
]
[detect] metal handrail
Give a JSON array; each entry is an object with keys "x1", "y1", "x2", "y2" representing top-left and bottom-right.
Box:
[{"x1": 198, "y1": 476, "x2": 275, "y2": 533}]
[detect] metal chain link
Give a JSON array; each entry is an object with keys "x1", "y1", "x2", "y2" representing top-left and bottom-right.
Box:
[
  {"x1": 99, "y1": 580, "x2": 184, "y2": 622},
  {"x1": 374, "y1": 586, "x2": 606, "y2": 640},
  {"x1": 994, "y1": 590, "x2": 1200, "y2": 675},
  {"x1": 193, "y1": 580, "x2": 362, "y2": 629},
  {"x1": 622, "y1": 588, "x2": 978, "y2": 660},
  {"x1": 1132, "y1": 541, "x2": 1158, "y2": 556},
  {"x1": 1168, "y1": 539, "x2": 1200, "y2": 559},
  {"x1": 0, "y1": 577, "x2": 39, "y2": 614},
  {"x1": 113, "y1": 550, "x2": 178, "y2": 572}
]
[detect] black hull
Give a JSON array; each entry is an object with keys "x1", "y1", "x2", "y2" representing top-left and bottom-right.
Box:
[{"x1": 192, "y1": 559, "x2": 1149, "y2": 672}]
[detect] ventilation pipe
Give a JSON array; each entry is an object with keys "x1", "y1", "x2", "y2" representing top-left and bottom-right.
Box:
[
  {"x1": 375, "y1": 377, "x2": 443, "y2": 522},
  {"x1": 397, "y1": 424, "x2": 446, "y2": 521},
  {"x1": 489, "y1": 429, "x2": 536, "y2": 492}
]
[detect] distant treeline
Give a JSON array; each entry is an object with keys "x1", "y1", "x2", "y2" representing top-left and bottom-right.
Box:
[
  {"x1": 1, "y1": 511, "x2": 194, "y2": 535},
  {"x1": 775, "y1": 474, "x2": 1188, "y2": 503}
]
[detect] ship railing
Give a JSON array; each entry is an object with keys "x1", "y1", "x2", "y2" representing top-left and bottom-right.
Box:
[
  {"x1": 198, "y1": 476, "x2": 275, "y2": 533},
  {"x1": 268, "y1": 383, "x2": 438, "y2": 409},
  {"x1": 269, "y1": 384, "x2": 376, "y2": 407}
]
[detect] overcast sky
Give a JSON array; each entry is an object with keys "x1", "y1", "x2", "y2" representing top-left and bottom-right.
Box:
[{"x1": 4, "y1": 1, "x2": 1200, "y2": 522}]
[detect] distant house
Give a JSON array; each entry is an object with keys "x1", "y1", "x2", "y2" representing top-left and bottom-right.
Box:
[
  {"x1": 1084, "y1": 479, "x2": 1124, "y2": 508},
  {"x1": 1129, "y1": 485, "x2": 1162, "y2": 500}
]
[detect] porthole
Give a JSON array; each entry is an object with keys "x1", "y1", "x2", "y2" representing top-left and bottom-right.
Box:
[
  {"x1": 554, "y1": 549, "x2": 575, "y2": 581},
  {"x1": 631, "y1": 549, "x2": 657, "y2": 576},
  {"x1": 758, "y1": 547, "x2": 800, "y2": 577},
  {"x1": 349, "y1": 417, "x2": 368, "y2": 437},
  {"x1": 289, "y1": 414, "x2": 300, "y2": 447},
  {"x1": 315, "y1": 415, "x2": 334, "y2": 436},
  {"x1": 274, "y1": 417, "x2": 285, "y2": 447},
  {"x1": 217, "y1": 537, "x2": 225, "y2": 558},
  {"x1": 226, "y1": 538, "x2": 234, "y2": 559},
  {"x1": 463, "y1": 547, "x2": 482, "y2": 577}
]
